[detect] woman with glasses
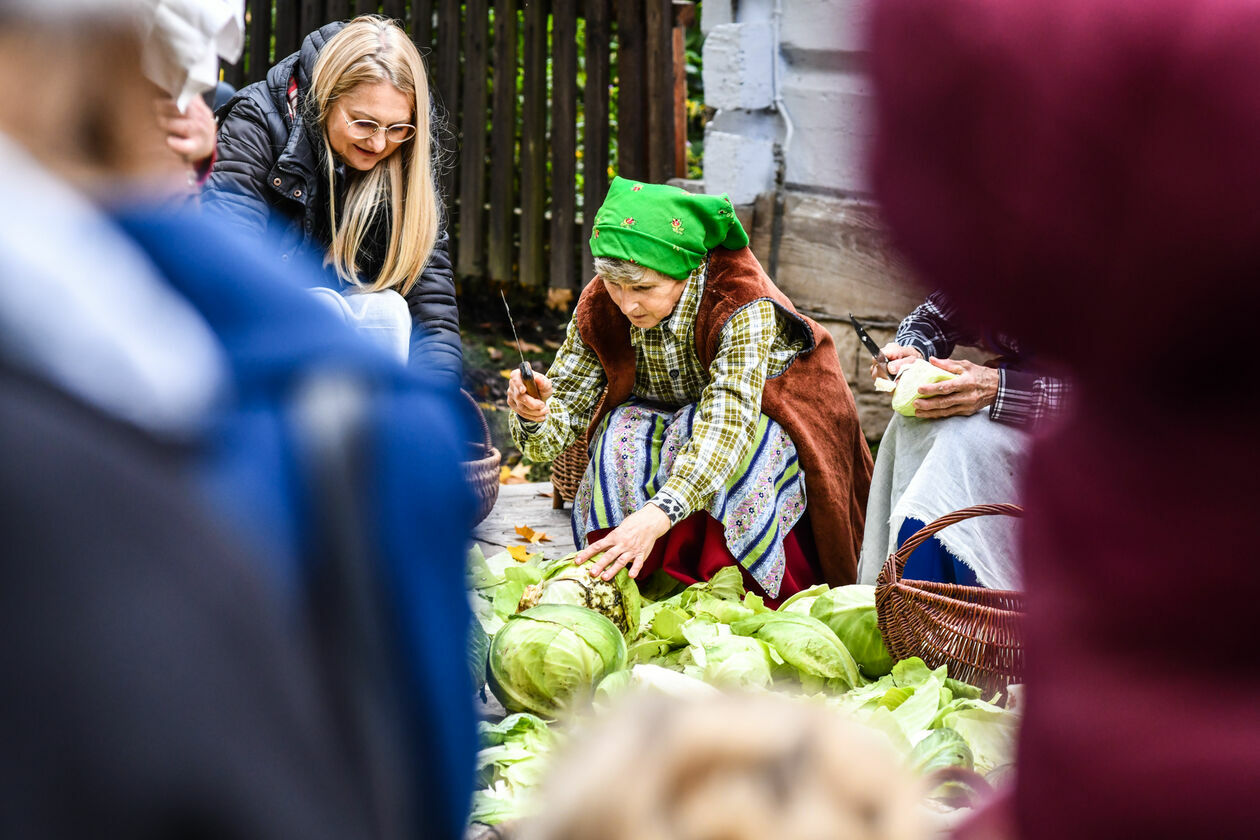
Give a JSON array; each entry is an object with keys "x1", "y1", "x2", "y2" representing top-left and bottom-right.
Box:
[{"x1": 204, "y1": 15, "x2": 461, "y2": 385}]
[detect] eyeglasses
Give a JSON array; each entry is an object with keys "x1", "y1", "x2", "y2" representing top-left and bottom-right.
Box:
[{"x1": 342, "y1": 114, "x2": 417, "y2": 143}]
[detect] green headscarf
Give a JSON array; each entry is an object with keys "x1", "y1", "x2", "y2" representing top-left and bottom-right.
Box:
[{"x1": 588, "y1": 176, "x2": 749, "y2": 280}]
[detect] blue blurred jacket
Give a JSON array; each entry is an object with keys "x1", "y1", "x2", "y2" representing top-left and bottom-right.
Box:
[{"x1": 113, "y1": 206, "x2": 478, "y2": 840}]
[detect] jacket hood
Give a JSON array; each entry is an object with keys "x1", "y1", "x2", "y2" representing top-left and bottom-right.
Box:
[
  {"x1": 296, "y1": 21, "x2": 346, "y2": 94},
  {"x1": 265, "y1": 20, "x2": 345, "y2": 102}
]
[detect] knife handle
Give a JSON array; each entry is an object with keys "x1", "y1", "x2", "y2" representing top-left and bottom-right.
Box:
[{"x1": 519, "y1": 361, "x2": 542, "y2": 401}]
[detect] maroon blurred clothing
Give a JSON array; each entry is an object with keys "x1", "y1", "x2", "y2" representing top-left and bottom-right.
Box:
[{"x1": 869, "y1": 0, "x2": 1260, "y2": 837}]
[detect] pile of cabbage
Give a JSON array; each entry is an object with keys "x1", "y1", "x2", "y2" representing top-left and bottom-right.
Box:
[{"x1": 466, "y1": 547, "x2": 1019, "y2": 826}]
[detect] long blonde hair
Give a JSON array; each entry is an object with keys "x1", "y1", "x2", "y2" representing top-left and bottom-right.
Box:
[{"x1": 308, "y1": 15, "x2": 439, "y2": 294}]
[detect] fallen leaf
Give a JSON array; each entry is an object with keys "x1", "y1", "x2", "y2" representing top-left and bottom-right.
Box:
[
  {"x1": 514, "y1": 524, "x2": 553, "y2": 544},
  {"x1": 502, "y1": 463, "x2": 530, "y2": 485},
  {"x1": 500, "y1": 369, "x2": 515, "y2": 380},
  {"x1": 506, "y1": 545, "x2": 534, "y2": 562},
  {"x1": 547, "y1": 288, "x2": 575, "y2": 312},
  {"x1": 543, "y1": 339, "x2": 562, "y2": 351},
  {"x1": 487, "y1": 346, "x2": 503, "y2": 362},
  {"x1": 504, "y1": 339, "x2": 544, "y2": 355}
]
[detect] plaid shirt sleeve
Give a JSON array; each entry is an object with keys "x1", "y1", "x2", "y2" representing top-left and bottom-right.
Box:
[
  {"x1": 652, "y1": 300, "x2": 780, "y2": 521},
  {"x1": 894, "y1": 290, "x2": 979, "y2": 360},
  {"x1": 990, "y1": 368, "x2": 1068, "y2": 428},
  {"x1": 509, "y1": 317, "x2": 607, "y2": 462}
]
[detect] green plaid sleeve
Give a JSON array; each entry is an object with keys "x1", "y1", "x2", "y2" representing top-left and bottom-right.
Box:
[
  {"x1": 509, "y1": 316, "x2": 606, "y2": 463},
  {"x1": 653, "y1": 299, "x2": 780, "y2": 518}
]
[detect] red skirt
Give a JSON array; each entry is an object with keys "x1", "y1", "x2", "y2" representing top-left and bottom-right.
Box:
[{"x1": 586, "y1": 510, "x2": 823, "y2": 609}]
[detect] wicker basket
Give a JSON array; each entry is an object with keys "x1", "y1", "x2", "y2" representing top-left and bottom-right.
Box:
[
  {"x1": 549, "y1": 391, "x2": 605, "y2": 509},
  {"x1": 875, "y1": 503, "x2": 1025, "y2": 696},
  {"x1": 461, "y1": 390, "x2": 501, "y2": 525}
]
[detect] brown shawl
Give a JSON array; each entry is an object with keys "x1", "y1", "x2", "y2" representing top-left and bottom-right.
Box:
[{"x1": 574, "y1": 246, "x2": 873, "y2": 586}]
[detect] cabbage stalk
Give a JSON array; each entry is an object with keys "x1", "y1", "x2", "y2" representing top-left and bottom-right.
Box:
[{"x1": 516, "y1": 554, "x2": 641, "y2": 636}]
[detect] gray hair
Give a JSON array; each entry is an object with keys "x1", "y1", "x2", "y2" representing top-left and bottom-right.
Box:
[{"x1": 593, "y1": 257, "x2": 649, "y2": 286}]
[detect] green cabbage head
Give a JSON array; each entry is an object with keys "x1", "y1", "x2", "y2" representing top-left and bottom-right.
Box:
[
  {"x1": 809, "y1": 585, "x2": 895, "y2": 678},
  {"x1": 909, "y1": 727, "x2": 974, "y2": 775},
  {"x1": 890, "y1": 359, "x2": 959, "y2": 416},
  {"x1": 731, "y1": 611, "x2": 862, "y2": 690},
  {"x1": 488, "y1": 604, "x2": 628, "y2": 718},
  {"x1": 701, "y1": 636, "x2": 776, "y2": 690}
]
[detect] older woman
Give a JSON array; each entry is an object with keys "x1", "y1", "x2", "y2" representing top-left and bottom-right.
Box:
[
  {"x1": 508, "y1": 178, "x2": 872, "y2": 604},
  {"x1": 856, "y1": 290, "x2": 1068, "y2": 590}
]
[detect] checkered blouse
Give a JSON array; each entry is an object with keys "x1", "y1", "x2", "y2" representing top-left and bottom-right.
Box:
[{"x1": 512, "y1": 262, "x2": 805, "y2": 524}]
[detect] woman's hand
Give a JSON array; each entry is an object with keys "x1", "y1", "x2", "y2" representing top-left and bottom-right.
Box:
[
  {"x1": 577, "y1": 504, "x2": 672, "y2": 580},
  {"x1": 506, "y1": 368, "x2": 554, "y2": 422},
  {"x1": 156, "y1": 96, "x2": 217, "y2": 165},
  {"x1": 912, "y1": 358, "x2": 1000, "y2": 418},
  {"x1": 873, "y1": 343, "x2": 924, "y2": 381}
]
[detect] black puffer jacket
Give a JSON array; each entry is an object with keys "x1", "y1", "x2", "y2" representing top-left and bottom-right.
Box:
[{"x1": 203, "y1": 22, "x2": 462, "y2": 385}]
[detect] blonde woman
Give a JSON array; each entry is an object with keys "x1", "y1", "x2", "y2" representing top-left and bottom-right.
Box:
[{"x1": 204, "y1": 15, "x2": 460, "y2": 384}]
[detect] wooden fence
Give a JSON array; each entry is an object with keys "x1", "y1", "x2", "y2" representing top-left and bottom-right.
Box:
[{"x1": 221, "y1": 0, "x2": 696, "y2": 294}]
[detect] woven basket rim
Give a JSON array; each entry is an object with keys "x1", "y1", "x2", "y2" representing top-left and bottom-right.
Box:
[{"x1": 881, "y1": 580, "x2": 1024, "y2": 620}]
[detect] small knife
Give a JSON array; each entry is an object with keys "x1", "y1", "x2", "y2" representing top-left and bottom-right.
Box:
[
  {"x1": 500, "y1": 289, "x2": 542, "y2": 401},
  {"x1": 848, "y1": 313, "x2": 894, "y2": 382}
]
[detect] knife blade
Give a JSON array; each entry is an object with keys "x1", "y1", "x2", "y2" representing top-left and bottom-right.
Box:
[
  {"x1": 848, "y1": 313, "x2": 894, "y2": 382},
  {"x1": 500, "y1": 289, "x2": 542, "y2": 401}
]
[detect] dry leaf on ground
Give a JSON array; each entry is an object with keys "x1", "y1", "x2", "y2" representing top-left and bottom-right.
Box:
[
  {"x1": 546, "y1": 288, "x2": 574, "y2": 312},
  {"x1": 500, "y1": 463, "x2": 530, "y2": 485},
  {"x1": 504, "y1": 339, "x2": 544, "y2": 355},
  {"x1": 506, "y1": 545, "x2": 534, "y2": 562},
  {"x1": 514, "y1": 524, "x2": 553, "y2": 544},
  {"x1": 487, "y1": 346, "x2": 503, "y2": 362}
]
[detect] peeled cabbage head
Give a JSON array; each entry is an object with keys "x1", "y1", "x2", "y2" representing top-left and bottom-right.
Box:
[
  {"x1": 809, "y1": 585, "x2": 894, "y2": 678},
  {"x1": 488, "y1": 604, "x2": 628, "y2": 718},
  {"x1": 517, "y1": 555, "x2": 641, "y2": 636},
  {"x1": 890, "y1": 359, "x2": 959, "y2": 416},
  {"x1": 731, "y1": 611, "x2": 862, "y2": 690}
]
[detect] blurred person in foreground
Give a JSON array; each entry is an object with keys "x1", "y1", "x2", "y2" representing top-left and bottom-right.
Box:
[
  {"x1": 857, "y1": 291, "x2": 1068, "y2": 590},
  {"x1": 0, "y1": 3, "x2": 476, "y2": 838},
  {"x1": 868, "y1": 0, "x2": 1260, "y2": 836},
  {"x1": 140, "y1": 0, "x2": 245, "y2": 185},
  {"x1": 518, "y1": 692, "x2": 928, "y2": 840},
  {"x1": 508, "y1": 177, "x2": 873, "y2": 605}
]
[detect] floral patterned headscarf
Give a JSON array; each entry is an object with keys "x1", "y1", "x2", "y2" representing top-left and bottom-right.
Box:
[{"x1": 589, "y1": 176, "x2": 749, "y2": 280}]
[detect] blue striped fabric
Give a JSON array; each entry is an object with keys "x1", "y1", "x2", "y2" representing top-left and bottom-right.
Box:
[{"x1": 572, "y1": 400, "x2": 807, "y2": 598}]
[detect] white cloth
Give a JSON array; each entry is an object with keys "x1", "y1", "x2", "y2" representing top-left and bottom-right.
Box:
[
  {"x1": 138, "y1": 0, "x2": 244, "y2": 110},
  {"x1": 309, "y1": 287, "x2": 412, "y2": 365},
  {"x1": 856, "y1": 411, "x2": 1029, "y2": 590},
  {"x1": 0, "y1": 133, "x2": 227, "y2": 438}
]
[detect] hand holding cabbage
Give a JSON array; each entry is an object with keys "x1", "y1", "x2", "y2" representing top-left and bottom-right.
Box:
[
  {"x1": 575, "y1": 504, "x2": 672, "y2": 580},
  {"x1": 910, "y1": 358, "x2": 999, "y2": 419}
]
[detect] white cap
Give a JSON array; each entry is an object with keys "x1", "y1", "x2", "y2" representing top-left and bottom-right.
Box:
[{"x1": 138, "y1": 0, "x2": 245, "y2": 110}]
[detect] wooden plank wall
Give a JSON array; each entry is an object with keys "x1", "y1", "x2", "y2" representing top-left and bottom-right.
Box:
[{"x1": 218, "y1": 1, "x2": 694, "y2": 295}]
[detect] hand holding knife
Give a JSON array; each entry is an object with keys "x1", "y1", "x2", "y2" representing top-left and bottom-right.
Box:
[
  {"x1": 848, "y1": 313, "x2": 896, "y2": 382},
  {"x1": 501, "y1": 289, "x2": 542, "y2": 401}
]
